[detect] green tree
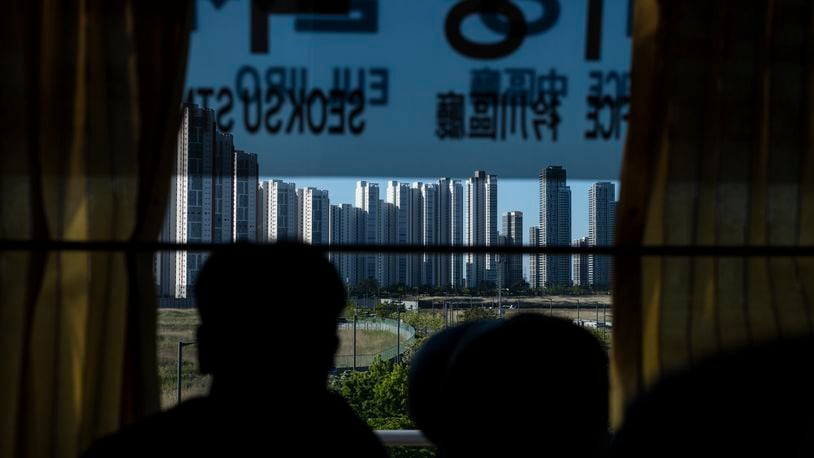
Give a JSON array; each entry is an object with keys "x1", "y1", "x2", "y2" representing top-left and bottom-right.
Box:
[
  {"x1": 459, "y1": 307, "x2": 497, "y2": 322},
  {"x1": 589, "y1": 327, "x2": 612, "y2": 352},
  {"x1": 355, "y1": 278, "x2": 379, "y2": 296},
  {"x1": 400, "y1": 311, "x2": 444, "y2": 338},
  {"x1": 375, "y1": 300, "x2": 404, "y2": 318},
  {"x1": 329, "y1": 358, "x2": 434, "y2": 457},
  {"x1": 330, "y1": 357, "x2": 405, "y2": 421},
  {"x1": 342, "y1": 302, "x2": 359, "y2": 320},
  {"x1": 371, "y1": 362, "x2": 409, "y2": 419}
]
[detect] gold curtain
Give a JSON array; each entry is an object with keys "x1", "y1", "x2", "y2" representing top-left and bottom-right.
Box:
[
  {"x1": 613, "y1": 0, "x2": 814, "y2": 426},
  {"x1": 0, "y1": 1, "x2": 192, "y2": 456}
]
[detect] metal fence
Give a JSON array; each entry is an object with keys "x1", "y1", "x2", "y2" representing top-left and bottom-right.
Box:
[{"x1": 334, "y1": 318, "x2": 416, "y2": 369}]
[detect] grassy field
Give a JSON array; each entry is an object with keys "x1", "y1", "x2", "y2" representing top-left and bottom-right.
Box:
[
  {"x1": 157, "y1": 309, "x2": 210, "y2": 409},
  {"x1": 157, "y1": 307, "x2": 610, "y2": 408},
  {"x1": 440, "y1": 307, "x2": 613, "y2": 351},
  {"x1": 337, "y1": 329, "x2": 398, "y2": 357},
  {"x1": 418, "y1": 294, "x2": 612, "y2": 307},
  {"x1": 439, "y1": 307, "x2": 613, "y2": 327},
  {"x1": 504, "y1": 306, "x2": 614, "y2": 323},
  {"x1": 505, "y1": 308, "x2": 614, "y2": 350},
  {"x1": 157, "y1": 310, "x2": 399, "y2": 408}
]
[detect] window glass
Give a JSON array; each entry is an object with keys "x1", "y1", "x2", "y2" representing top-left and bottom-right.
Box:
[
  {"x1": 157, "y1": 2, "x2": 630, "y2": 449},
  {"x1": 184, "y1": 0, "x2": 631, "y2": 179}
]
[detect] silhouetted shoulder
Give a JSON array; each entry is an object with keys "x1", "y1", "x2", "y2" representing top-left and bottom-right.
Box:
[
  {"x1": 81, "y1": 398, "x2": 212, "y2": 457},
  {"x1": 83, "y1": 394, "x2": 387, "y2": 457},
  {"x1": 611, "y1": 337, "x2": 814, "y2": 458}
]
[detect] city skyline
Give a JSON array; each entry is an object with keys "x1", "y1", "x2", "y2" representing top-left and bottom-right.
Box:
[
  {"x1": 271, "y1": 176, "x2": 616, "y2": 247},
  {"x1": 268, "y1": 176, "x2": 617, "y2": 284},
  {"x1": 158, "y1": 104, "x2": 619, "y2": 297},
  {"x1": 262, "y1": 174, "x2": 616, "y2": 288}
]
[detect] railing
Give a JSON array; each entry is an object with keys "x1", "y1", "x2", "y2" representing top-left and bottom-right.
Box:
[{"x1": 375, "y1": 430, "x2": 432, "y2": 447}]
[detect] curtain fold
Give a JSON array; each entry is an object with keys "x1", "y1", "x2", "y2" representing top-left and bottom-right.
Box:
[
  {"x1": 0, "y1": 1, "x2": 192, "y2": 456},
  {"x1": 613, "y1": 0, "x2": 814, "y2": 427}
]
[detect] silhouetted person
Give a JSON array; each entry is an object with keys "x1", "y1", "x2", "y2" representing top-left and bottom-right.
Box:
[
  {"x1": 611, "y1": 337, "x2": 814, "y2": 458},
  {"x1": 409, "y1": 313, "x2": 609, "y2": 457},
  {"x1": 407, "y1": 320, "x2": 498, "y2": 449},
  {"x1": 84, "y1": 243, "x2": 386, "y2": 457}
]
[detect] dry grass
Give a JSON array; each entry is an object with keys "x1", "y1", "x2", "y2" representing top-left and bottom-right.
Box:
[
  {"x1": 419, "y1": 294, "x2": 612, "y2": 306},
  {"x1": 157, "y1": 309, "x2": 210, "y2": 409},
  {"x1": 157, "y1": 310, "x2": 400, "y2": 408},
  {"x1": 504, "y1": 307, "x2": 614, "y2": 323},
  {"x1": 337, "y1": 329, "x2": 399, "y2": 357}
]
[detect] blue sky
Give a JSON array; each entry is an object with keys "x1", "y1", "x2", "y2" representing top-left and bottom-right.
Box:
[{"x1": 272, "y1": 175, "x2": 619, "y2": 245}]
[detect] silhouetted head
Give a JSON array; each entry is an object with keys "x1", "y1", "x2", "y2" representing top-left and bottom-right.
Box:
[
  {"x1": 408, "y1": 319, "x2": 499, "y2": 446},
  {"x1": 195, "y1": 243, "x2": 345, "y2": 395},
  {"x1": 409, "y1": 314, "x2": 609, "y2": 457}
]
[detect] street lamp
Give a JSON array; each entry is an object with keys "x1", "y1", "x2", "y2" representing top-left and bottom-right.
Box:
[
  {"x1": 577, "y1": 299, "x2": 581, "y2": 325},
  {"x1": 176, "y1": 340, "x2": 195, "y2": 405},
  {"x1": 346, "y1": 277, "x2": 358, "y2": 371},
  {"x1": 497, "y1": 254, "x2": 503, "y2": 318},
  {"x1": 353, "y1": 312, "x2": 358, "y2": 371},
  {"x1": 595, "y1": 301, "x2": 599, "y2": 327},
  {"x1": 396, "y1": 304, "x2": 401, "y2": 364},
  {"x1": 387, "y1": 300, "x2": 402, "y2": 364}
]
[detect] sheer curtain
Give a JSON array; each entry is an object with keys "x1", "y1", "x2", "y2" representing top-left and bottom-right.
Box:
[
  {"x1": 613, "y1": 0, "x2": 814, "y2": 425},
  {"x1": 0, "y1": 1, "x2": 192, "y2": 456}
]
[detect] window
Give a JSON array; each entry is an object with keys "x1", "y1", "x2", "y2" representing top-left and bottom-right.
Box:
[
  {"x1": 6, "y1": 2, "x2": 812, "y2": 457},
  {"x1": 159, "y1": 4, "x2": 631, "y2": 442}
]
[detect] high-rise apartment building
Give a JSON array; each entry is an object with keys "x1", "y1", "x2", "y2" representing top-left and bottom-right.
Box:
[
  {"x1": 380, "y1": 178, "x2": 463, "y2": 289},
  {"x1": 296, "y1": 188, "x2": 304, "y2": 241},
  {"x1": 409, "y1": 182, "x2": 424, "y2": 286},
  {"x1": 387, "y1": 181, "x2": 414, "y2": 287},
  {"x1": 538, "y1": 166, "x2": 571, "y2": 286},
  {"x1": 232, "y1": 150, "x2": 258, "y2": 242},
  {"x1": 212, "y1": 131, "x2": 234, "y2": 243},
  {"x1": 380, "y1": 200, "x2": 398, "y2": 286},
  {"x1": 572, "y1": 236, "x2": 590, "y2": 286},
  {"x1": 157, "y1": 104, "x2": 215, "y2": 298},
  {"x1": 355, "y1": 181, "x2": 381, "y2": 284},
  {"x1": 419, "y1": 183, "x2": 438, "y2": 287},
  {"x1": 502, "y1": 211, "x2": 524, "y2": 288},
  {"x1": 329, "y1": 204, "x2": 365, "y2": 287},
  {"x1": 259, "y1": 180, "x2": 298, "y2": 242},
  {"x1": 449, "y1": 180, "x2": 465, "y2": 289},
  {"x1": 301, "y1": 187, "x2": 330, "y2": 245},
  {"x1": 588, "y1": 182, "x2": 616, "y2": 288},
  {"x1": 156, "y1": 104, "x2": 257, "y2": 300},
  {"x1": 436, "y1": 178, "x2": 451, "y2": 288},
  {"x1": 529, "y1": 227, "x2": 541, "y2": 289},
  {"x1": 465, "y1": 171, "x2": 498, "y2": 288}
]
